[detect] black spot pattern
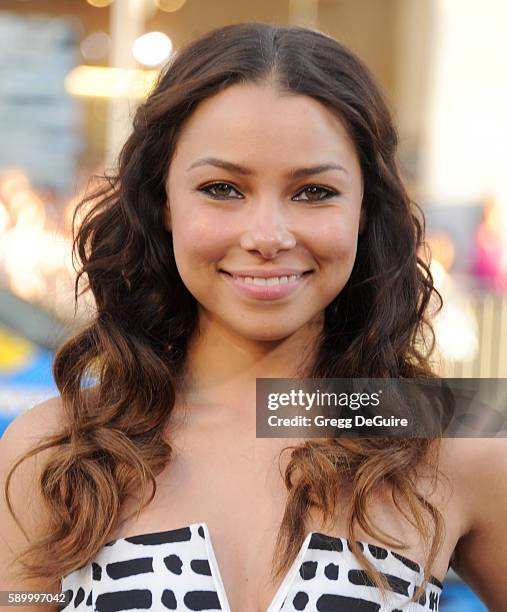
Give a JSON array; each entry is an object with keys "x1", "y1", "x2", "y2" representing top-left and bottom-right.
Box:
[
  {"x1": 191, "y1": 559, "x2": 213, "y2": 576},
  {"x1": 392, "y1": 551, "x2": 420, "y2": 572},
  {"x1": 347, "y1": 539, "x2": 365, "y2": 552},
  {"x1": 429, "y1": 591, "x2": 440, "y2": 610},
  {"x1": 367, "y1": 544, "x2": 388, "y2": 560},
  {"x1": 74, "y1": 587, "x2": 85, "y2": 607},
  {"x1": 348, "y1": 569, "x2": 410, "y2": 596},
  {"x1": 161, "y1": 588, "x2": 177, "y2": 609},
  {"x1": 92, "y1": 562, "x2": 102, "y2": 581},
  {"x1": 125, "y1": 526, "x2": 192, "y2": 546},
  {"x1": 430, "y1": 575, "x2": 444, "y2": 589},
  {"x1": 324, "y1": 562, "x2": 339, "y2": 580},
  {"x1": 309, "y1": 533, "x2": 343, "y2": 552},
  {"x1": 95, "y1": 589, "x2": 152, "y2": 611},
  {"x1": 316, "y1": 594, "x2": 381, "y2": 611},
  {"x1": 293, "y1": 591, "x2": 309, "y2": 610},
  {"x1": 60, "y1": 522, "x2": 443, "y2": 611},
  {"x1": 106, "y1": 557, "x2": 153, "y2": 580},
  {"x1": 163, "y1": 553, "x2": 183, "y2": 574},
  {"x1": 299, "y1": 560, "x2": 318, "y2": 580},
  {"x1": 184, "y1": 590, "x2": 222, "y2": 610},
  {"x1": 59, "y1": 588, "x2": 72, "y2": 609}
]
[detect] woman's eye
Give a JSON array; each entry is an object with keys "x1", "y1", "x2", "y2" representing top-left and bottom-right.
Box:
[
  {"x1": 293, "y1": 185, "x2": 338, "y2": 202},
  {"x1": 199, "y1": 182, "x2": 243, "y2": 200},
  {"x1": 199, "y1": 183, "x2": 338, "y2": 202}
]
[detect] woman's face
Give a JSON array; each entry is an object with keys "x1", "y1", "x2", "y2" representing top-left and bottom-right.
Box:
[{"x1": 165, "y1": 81, "x2": 364, "y2": 342}]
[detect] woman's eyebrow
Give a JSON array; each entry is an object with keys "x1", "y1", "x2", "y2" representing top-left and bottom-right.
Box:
[{"x1": 186, "y1": 156, "x2": 348, "y2": 177}]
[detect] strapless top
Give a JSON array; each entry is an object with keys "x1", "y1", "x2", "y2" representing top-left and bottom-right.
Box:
[{"x1": 60, "y1": 521, "x2": 443, "y2": 611}]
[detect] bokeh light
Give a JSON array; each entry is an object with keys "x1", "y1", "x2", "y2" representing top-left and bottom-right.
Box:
[
  {"x1": 65, "y1": 66, "x2": 158, "y2": 99},
  {"x1": 132, "y1": 31, "x2": 172, "y2": 67},
  {"x1": 80, "y1": 31, "x2": 112, "y2": 61},
  {"x1": 433, "y1": 300, "x2": 479, "y2": 362},
  {"x1": 155, "y1": 0, "x2": 187, "y2": 12},
  {"x1": 86, "y1": 0, "x2": 114, "y2": 7}
]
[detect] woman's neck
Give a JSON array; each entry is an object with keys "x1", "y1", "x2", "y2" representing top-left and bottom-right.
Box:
[{"x1": 178, "y1": 310, "x2": 324, "y2": 424}]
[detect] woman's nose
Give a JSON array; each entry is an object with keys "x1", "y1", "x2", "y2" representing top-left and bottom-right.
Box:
[{"x1": 239, "y1": 199, "x2": 296, "y2": 258}]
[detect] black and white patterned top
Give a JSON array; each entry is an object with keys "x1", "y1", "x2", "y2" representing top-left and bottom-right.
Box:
[{"x1": 60, "y1": 521, "x2": 443, "y2": 611}]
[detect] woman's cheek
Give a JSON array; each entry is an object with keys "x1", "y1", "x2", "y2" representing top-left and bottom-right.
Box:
[
  {"x1": 173, "y1": 212, "x2": 226, "y2": 260},
  {"x1": 314, "y1": 223, "x2": 358, "y2": 262}
]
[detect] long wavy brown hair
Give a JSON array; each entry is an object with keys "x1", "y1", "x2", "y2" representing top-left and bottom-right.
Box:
[{"x1": 6, "y1": 22, "x2": 446, "y2": 604}]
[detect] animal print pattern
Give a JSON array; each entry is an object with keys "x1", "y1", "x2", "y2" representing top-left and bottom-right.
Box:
[
  {"x1": 60, "y1": 522, "x2": 442, "y2": 611},
  {"x1": 279, "y1": 533, "x2": 442, "y2": 611}
]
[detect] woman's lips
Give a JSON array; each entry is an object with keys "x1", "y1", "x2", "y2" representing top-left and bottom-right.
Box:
[{"x1": 219, "y1": 270, "x2": 313, "y2": 300}]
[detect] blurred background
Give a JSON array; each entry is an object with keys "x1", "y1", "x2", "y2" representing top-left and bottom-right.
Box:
[{"x1": 1, "y1": 0, "x2": 506, "y2": 609}]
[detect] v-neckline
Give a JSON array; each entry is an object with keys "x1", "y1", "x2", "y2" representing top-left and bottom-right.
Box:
[
  {"x1": 98, "y1": 521, "x2": 444, "y2": 612},
  {"x1": 200, "y1": 521, "x2": 314, "y2": 612}
]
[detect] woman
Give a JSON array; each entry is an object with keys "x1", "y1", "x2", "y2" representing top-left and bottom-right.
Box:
[{"x1": 1, "y1": 22, "x2": 506, "y2": 612}]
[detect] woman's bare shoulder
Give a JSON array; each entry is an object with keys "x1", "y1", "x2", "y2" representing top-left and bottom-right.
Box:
[
  {"x1": 438, "y1": 436, "x2": 507, "y2": 610},
  {"x1": 437, "y1": 436, "x2": 507, "y2": 479},
  {"x1": 0, "y1": 394, "x2": 69, "y2": 540},
  {"x1": 436, "y1": 436, "x2": 506, "y2": 510},
  {"x1": 0, "y1": 393, "x2": 66, "y2": 512},
  {"x1": 0, "y1": 395, "x2": 66, "y2": 601},
  {"x1": 1, "y1": 395, "x2": 65, "y2": 448}
]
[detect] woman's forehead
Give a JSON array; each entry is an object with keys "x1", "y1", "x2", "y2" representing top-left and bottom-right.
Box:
[{"x1": 170, "y1": 82, "x2": 360, "y2": 175}]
